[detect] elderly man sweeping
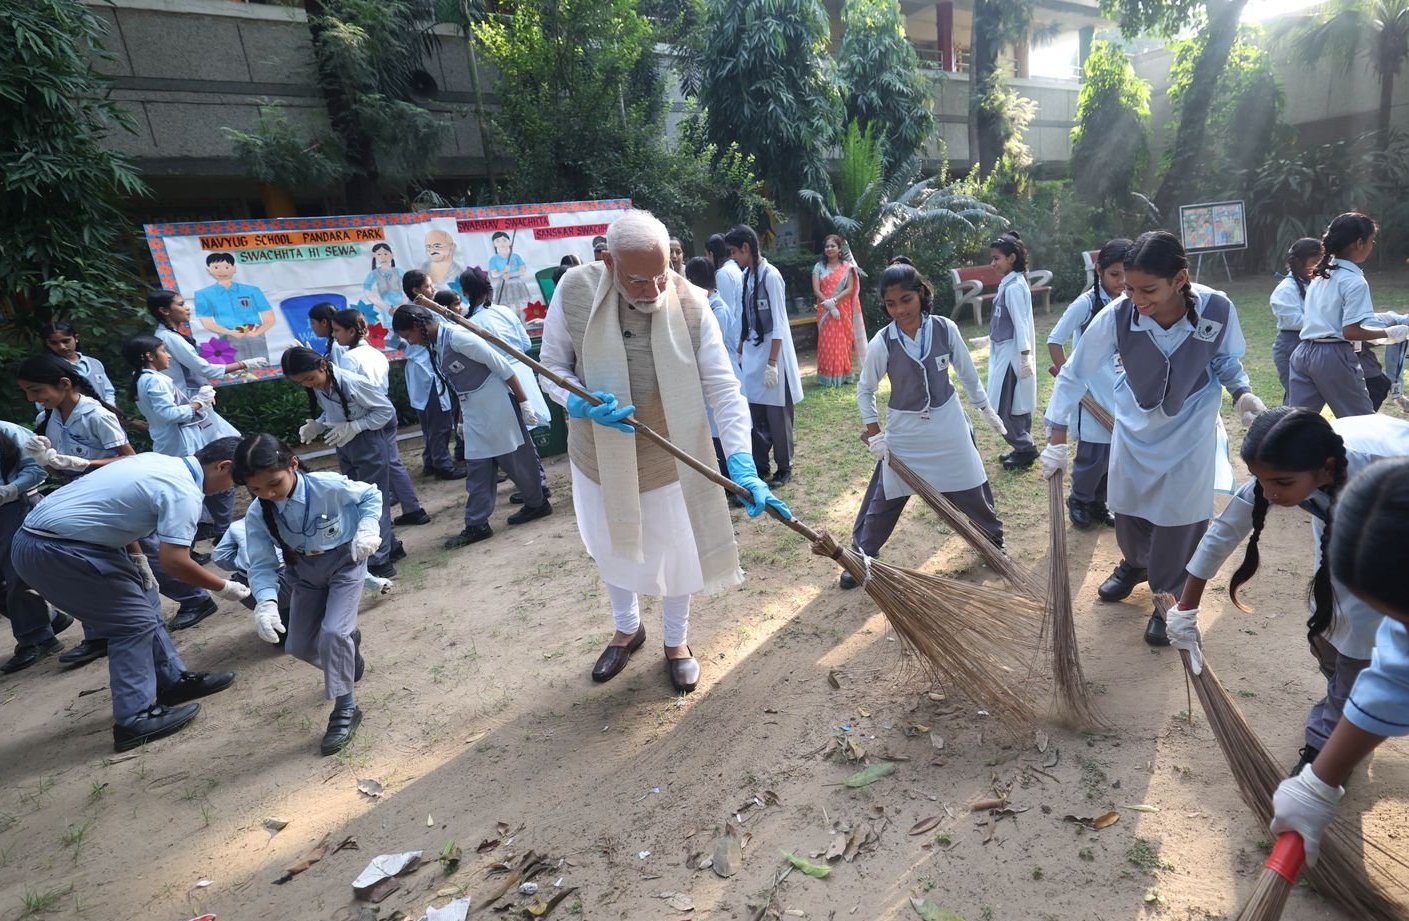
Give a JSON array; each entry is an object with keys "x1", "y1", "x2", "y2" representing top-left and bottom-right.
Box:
[{"x1": 540, "y1": 210, "x2": 788, "y2": 693}]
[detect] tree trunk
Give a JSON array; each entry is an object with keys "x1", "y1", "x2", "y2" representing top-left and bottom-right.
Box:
[
  {"x1": 1151, "y1": 0, "x2": 1248, "y2": 224},
  {"x1": 1378, "y1": 63, "x2": 1394, "y2": 149},
  {"x1": 969, "y1": 0, "x2": 1005, "y2": 177},
  {"x1": 465, "y1": 37, "x2": 499, "y2": 202},
  {"x1": 303, "y1": 0, "x2": 386, "y2": 213}
]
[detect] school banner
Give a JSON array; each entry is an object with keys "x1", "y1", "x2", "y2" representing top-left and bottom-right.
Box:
[{"x1": 144, "y1": 199, "x2": 632, "y2": 384}]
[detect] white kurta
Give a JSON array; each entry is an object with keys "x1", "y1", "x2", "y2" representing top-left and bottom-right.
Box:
[
  {"x1": 436, "y1": 324, "x2": 522, "y2": 459},
  {"x1": 539, "y1": 284, "x2": 752, "y2": 596},
  {"x1": 738, "y1": 259, "x2": 804, "y2": 408},
  {"x1": 468, "y1": 303, "x2": 551, "y2": 425},
  {"x1": 1046, "y1": 290, "x2": 1116, "y2": 445},
  {"x1": 858, "y1": 319, "x2": 990, "y2": 499},
  {"x1": 985, "y1": 271, "x2": 1036, "y2": 413}
]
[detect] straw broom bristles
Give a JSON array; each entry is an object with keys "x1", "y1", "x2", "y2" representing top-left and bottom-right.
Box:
[
  {"x1": 885, "y1": 454, "x2": 1044, "y2": 600},
  {"x1": 410, "y1": 295, "x2": 1044, "y2": 729},
  {"x1": 1043, "y1": 470, "x2": 1105, "y2": 728},
  {"x1": 1154, "y1": 595, "x2": 1409, "y2": 919},
  {"x1": 1233, "y1": 833, "x2": 1303, "y2": 921}
]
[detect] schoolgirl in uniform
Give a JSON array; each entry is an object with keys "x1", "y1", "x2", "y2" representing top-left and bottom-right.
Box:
[
  {"x1": 724, "y1": 224, "x2": 803, "y2": 487},
  {"x1": 281, "y1": 347, "x2": 402, "y2": 579},
  {"x1": 148, "y1": 288, "x2": 268, "y2": 384},
  {"x1": 1042, "y1": 231, "x2": 1267, "y2": 646},
  {"x1": 686, "y1": 256, "x2": 745, "y2": 479},
  {"x1": 235, "y1": 433, "x2": 383, "y2": 755},
  {"x1": 391, "y1": 305, "x2": 550, "y2": 548},
  {"x1": 307, "y1": 302, "x2": 338, "y2": 355},
  {"x1": 39, "y1": 320, "x2": 116, "y2": 405},
  {"x1": 1270, "y1": 238, "x2": 1323, "y2": 402},
  {"x1": 1288, "y1": 213, "x2": 1409, "y2": 417},
  {"x1": 0, "y1": 420, "x2": 73, "y2": 674},
  {"x1": 987, "y1": 232, "x2": 1039, "y2": 470},
  {"x1": 10, "y1": 438, "x2": 249, "y2": 751},
  {"x1": 400, "y1": 272, "x2": 465, "y2": 479},
  {"x1": 329, "y1": 308, "x2": 430, "y2": 527},
  {"x1": 1046, "y1": 238, "x2": 1130, "y2": 528},
  {"x1": 19, "y1": 354, "x2": 222, "y2": 641},
  {"x1": 1168, "y1": 407, "x2": 1409, "y2": 774},
  {"x1": 1269, "y1": 458, "x2": 1409, "y2": 867},
  {"x1": 840, "y1": 264, "x2": 1007, "y2": 590}
]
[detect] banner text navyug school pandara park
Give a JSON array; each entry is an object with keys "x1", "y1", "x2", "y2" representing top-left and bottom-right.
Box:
[{"x1": 144, "y1": 199, "x2": 632, "y2": 384}]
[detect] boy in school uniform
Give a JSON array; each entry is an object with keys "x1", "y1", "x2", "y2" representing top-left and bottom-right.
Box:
[{"x1": 10, "y1": 439, "x2": 251, "y2": 751}]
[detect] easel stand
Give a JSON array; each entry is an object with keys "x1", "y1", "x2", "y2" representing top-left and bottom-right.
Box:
[{"x1": 1193, "y1": 251, "x2": 1233, "y2": 283}]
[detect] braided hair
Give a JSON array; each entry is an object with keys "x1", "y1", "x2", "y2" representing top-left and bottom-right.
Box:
[
  {"x1": 989, "y1": 231, "x2": 1028, "y2": 273},
  {"x1": 1082, "y1": 238, "x2": 1133, "y2": 332},
  {"x1": 458, "y1": 266, "x2": 494, "y2": 309},
  {"x1": 724, "y1": 225, "x2": 769, "y2": 347},
  {"x1": 1124, "y1": 231, "x2": 1198, "y2": 325},
  {"x1": 331, "y1": 308, "x2": 369, "y2": 348},
  {"x1": 307, "y1": 302, "x2": 338, "y2": 356},
  {"x1": 877, "y1": 263, "x2": 935, "y2": 317},
  {"x1": 1313, "y1": 213, "x2": 1377, "y2": 279},
  {"x1": 146, "y1": 289, "x2": 199, "y2": 348},
  {"x1": 1228, "y1": 408, "x2": 1348, "y2": 645},
  {"x1": 121, "y1": 334, "x2": 169, "y2": 402},
  {"x1": 18, "y1": 352, "x2": 128, "y2": 437},
  {"x1": 1330, "y1": 457, "x2": 1409, "y2": 613},
  {"x1": 232, "y1": 433, "x2": 303, "y2": 568},
  {"x1": 1286, "y1": 237, "x2": 1324, "y2": 299},
  {"x1": 281, "y1": 347, "x2": 352, "y2": 421}
]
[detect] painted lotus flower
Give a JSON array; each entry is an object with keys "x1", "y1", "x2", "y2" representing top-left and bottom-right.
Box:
[
  {"x1": 523, "y1": 300, "x2": 547, "y2": 322},
  {"x1": 200, "y1": 338, "x2": 237, "y2": 363}
]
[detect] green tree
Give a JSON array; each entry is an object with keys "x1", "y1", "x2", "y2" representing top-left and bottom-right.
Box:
[
  {"x1": 1069, "y1": 41, "x2": 1151, "y2": 207},
  {"x1": 700, "y1": 0, "x2": 844, "y2": 200},
  {"x1": 969, "y1": 0, "x2": 1036, "y2": 177},
  {"x1": 0, "y1": 0, "x2": 148, "y2": 381},
  {"x1": 1280, "y1": 0, "x2": 1409, "y2": 148},
  {"x1": 838, "y1": 0, "x2": 936, "y2": 170}
]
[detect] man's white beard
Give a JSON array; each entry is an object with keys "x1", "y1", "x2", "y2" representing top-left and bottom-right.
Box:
[{"x1": 614, "y1": 277, "x2": 666, "y2": 313}]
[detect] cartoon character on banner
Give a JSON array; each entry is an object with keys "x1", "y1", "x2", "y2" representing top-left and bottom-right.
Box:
[
  {"x1": 359, "y1": 242, "x2": 405, "y2": 327},
  {"x1": 487, "y1": 230, "x2": 535, "y2": 318},
  {"x1": 419, "y1": 229, "x2": 465, "y2": 294},
  {"x1": 194, "y1": 252, "x2": 277, "y2": 363}
]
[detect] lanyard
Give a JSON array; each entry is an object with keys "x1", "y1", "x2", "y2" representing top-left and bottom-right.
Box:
[
  {"x1": 428, "y1": 332, "x2": 452, "y2": 394},
  {"x1": 274, "y1": 473, "x2": 318, "y2": 538}
]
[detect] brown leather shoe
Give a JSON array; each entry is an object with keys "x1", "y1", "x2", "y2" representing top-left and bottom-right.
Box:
[
  {"x1": 666, "y1": 648, "x2": 700, "y2": 694},
  {"x1": 591, "y1": 626, "x2": 646, "y2": 683}
]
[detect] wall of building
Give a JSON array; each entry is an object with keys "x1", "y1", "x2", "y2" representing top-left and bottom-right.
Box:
[{"x1": 927, "y1": 72, "x2": 1080, "y2": 165}]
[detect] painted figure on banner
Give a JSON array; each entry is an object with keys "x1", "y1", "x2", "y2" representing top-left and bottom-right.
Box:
[
  {"x1": 419, "y1": 229, "x2": 465, "y2": 294},
  {"x1": 487, "y1": 231, "x2": 535, "y2": 318},
  {"x1": 360, "y1": 242, "x2": 405, "y2": 327},
  {"x1": 194, "y1": 253, "x2": 277, "y2": 364}
]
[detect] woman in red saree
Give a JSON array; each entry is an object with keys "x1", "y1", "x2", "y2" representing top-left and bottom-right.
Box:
[{"x1": 812, "y1": 234, "x2": 861, "y2": 386}]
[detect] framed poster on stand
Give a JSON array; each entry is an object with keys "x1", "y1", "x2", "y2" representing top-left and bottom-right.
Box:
[{"x1": 1177, "y1": 200, "x2": 1247, "y2": 282}]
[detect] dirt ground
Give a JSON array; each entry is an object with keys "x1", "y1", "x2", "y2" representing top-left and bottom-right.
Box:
[{"x1": 3, "y1": 327, "x2": 1409, "y2": 921}]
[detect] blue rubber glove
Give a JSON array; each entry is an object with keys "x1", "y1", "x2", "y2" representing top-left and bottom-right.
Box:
[
  {"x1": 726, "y1": 453, "x2": 792, "y2": 520},
  {"x1": 566, "y1": 390, "x2": 636, "y2": 433}
]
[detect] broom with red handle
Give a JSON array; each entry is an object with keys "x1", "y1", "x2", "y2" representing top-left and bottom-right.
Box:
[{"x1": 1234, "y1": 833, "x2": 1305, "y2": 920}]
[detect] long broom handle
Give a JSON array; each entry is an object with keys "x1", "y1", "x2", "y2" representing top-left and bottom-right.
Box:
[
  {"x1": 1079, "y1": 394, "x2": 1115, "y2": 432},
  {"x1": 410, "y1": 295, "x2": 826, "y2": 546}
]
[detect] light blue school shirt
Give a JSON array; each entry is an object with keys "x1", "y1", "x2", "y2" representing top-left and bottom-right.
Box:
[
  {"x1": 0, "y1": 421, "x2": 46, "y2": 493},
  {"x1": 24, "y1": 452, "x2": 204, "y2": 547},
  {"x1": 1269, "y1": 275, "x2": 1305, "y2": 332},
  {"x1": 1299, "y1": 259, "x2": 1375, "y2": 341},
  {"x1": 194, "y1": 281, "x2": 273, "y2": 330},
  {"x1": 155, "y1": 325, "x2": 228, "y2": 391},
  {"x1": 314, "y1": 365, "x2": 396, "y2": 428},
  {"x1": 1345, "y1": 619, "x2": 1409, "y2": 738},
  {"x1": 243, "y1": 471, "x2": 383, "y2": 602},
  {"x1": 1046, "y1": 288, "x2": 1118, "y2": 445},
  {"x1": 469, "y1": 302, "x2": 532, "y2": 355},
  {"x1": 42, "y1": 395, "x2": 128, "y2": 460},
  {"x1": 401, "y1": 344, "x2": 452, "y2": 413},
  {"x1": 135, "y1": 369, "x2": 240, "y2": 456}
]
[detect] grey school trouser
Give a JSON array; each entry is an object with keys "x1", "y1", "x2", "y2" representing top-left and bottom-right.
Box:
[
  {"x1": 336, "y1": 420, "x2": 397, "y2": 566},
  {"x1": 997, "y1": 367, "x2": 1035, "y2": 453},
  {"x1": 465, "y1": 403, "x2": 544, "y2": 528},
  {"x1": 851, "y1": 461, "x2": 1003, "y2": 555},
  {"x1": 418, "y1": 393, "x2": 457, "y2": 475},
  {"x1": 1288, "y1": 340, "x2": 1374, "y2": 418},
  {"x1": 1070, "y1": 440, "x2": 1110, "y2": 505},
  {"x1": 283, "y1": 545, "x2": 363, "y2": 699},
  {"x1": 1306, "y1": 634, "x2": 1372, "y2": 751},
  {"x1": 750, "y1": 389, "x2": 795, "y2": 476},
  {"x1": 386, "y1": 446, "x2": 422, "y2": 513},
  {"x1": 1114, "y1": 514, "x2": 1208, "y2": 599},
  {"x1": 203, "y1": 489, "x2": 235, "y2": 537},
  {"x1": 1272, "y1": 329, "x2": 1300, "y2": 402},
  {"x1": 0, "y1": 498, "x2": 51, "y2": 646},
  {"x1": 11, "y1": 530, "x2": 186, "y2": 722}
]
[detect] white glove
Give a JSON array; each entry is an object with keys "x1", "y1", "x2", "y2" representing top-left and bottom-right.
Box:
[
  {"x1": 46, "y1": 453, "x2": 90, "y2": 472},
  {"x1": 519, "y1": 401, "x2": 541, "y2": 428},
  {"x1": 1270, "y1": 765, "x2": 1344, "y2": 868},
  {"x1": 22, "y1": 436, "x2": 53, "y2": 463},
  {"x1": 194, "y1": 385, "x2": 217, "y2": 408},
  {"x1": 323, "y1": 420, "x2": 365, "y2": 448},
  {"x1": 129, "y1": 552, "x2": 158, "y2": 591},
  {"x1": 1235, "y1": 392, "x2": 1268, "y2": 426},
  {"x1": 365, "y1": 574, "x2": 395, "y2": 595},
  {"x1": 1165, "y1": 606, "x2": 1203, "y2": 675},
  {"x1": 0, "y1": 484, "x2": 19, "y2": 506},
  {"x1": 1393, "y1": 382, "x2": 1404, "y2": 399},
  {"x1": 243, "y1": 356, "x2": 271, "y2": 370},
  {"x1": 351, "y1": 530, "x2": 382, "y2": 562},
  {"x1": 866, "y1": 433, "x2": 889, "y2": 461},
  {"x1": 253, "y1": 599, "x2": 285, "y2": 644},
  {"x1": 764, "y1": 363, "x2": 780, "y2": 390},
  {"x1": 298, "y1": 418, "x2": 327, "y2": 444},
  {"x1": 1397, "y1": 394, "x2": 1409, "y2": 413},
  {"x1": 215, "y1": 579, "x2": 251, "y2": 602},
  {"x1": 1383, "y1": 325, "x2": 1409, "y2": 344},
  {"x1": 980, "y1": 406, "x2": 1007, "y2": 436},
  {"x1": 1039, "y1": 443, "x2": 1068, "y2": 480},
  {"x1": 1018, "y1": 352, "x2": 1036, "y2": 380}
]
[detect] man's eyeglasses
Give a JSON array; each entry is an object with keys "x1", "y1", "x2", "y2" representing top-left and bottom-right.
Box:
[{"x1": 624, "y1": 272, "x2": 669, "y2": 288}]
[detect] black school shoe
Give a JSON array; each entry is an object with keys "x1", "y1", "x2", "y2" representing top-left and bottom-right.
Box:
[
  {"x1": 1097, "y1": 560, "x2": 1147, "y2": 602},
  {"x1": 445, "y1": 524, "x2": 493, "y2": 549},
  {"x1": 1067, "y1": 497, "x2": 1095, "y2": 530},
  {"x1": 1001, "y1": 449, "x2": 1039, "y2": 471},
  {"x1": 157, "y1": 671, "x2": 236, "y2": 706},
  {"x1": 1088, "y1": 501, "x2": 1116, "y2": 527},
  {"x1": 839, "y1": 570, "x2": 859, "y2": 590},
  {"x1": 393, "y1": 509, "x2": 431, "y2": 526},
  {"x1": 169, "y1": 596, "x2": 219, "y2": 631},
  {"x1": 367, "y1": 560, "x2": 397, "y2": 579},
  {"x1": 767, "y1": 469, "x2": 792, "y2": 488},
  {"x1": 430, "y1": 465, "x2": 467, "y2": 480},
  {"x1": 1143, "y1": 613, "x2": 1169, "y2": 647},
  {"x1": 59, "y1": 638, "x2": 108, "y2": 667},
  {"x1": 113, "y1": 703, "x2": 200, "y2": 752},
  {"x1": 321, "y1": 705, "x2": 363, "y2": 756},
  {"x1": 0, "y1": 637, "x2": 65, "y2": 674},
  {"x1": 1291, "y1": 745, "x2": 1320, "y2": 778},
  {"x1": 510, "y1": 487, "x2": 553, "y2": 505},
  {"x1": 506, "y1": 500, "x2": 552, "y2": 525},
  {"x1": 390, "y1": 541, "x2": 407, "y2": 562}
]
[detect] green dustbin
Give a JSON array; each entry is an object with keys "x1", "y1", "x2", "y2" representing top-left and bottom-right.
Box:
[{"x1": 527, "y1": 341, "x2": 568, "y2": 457}]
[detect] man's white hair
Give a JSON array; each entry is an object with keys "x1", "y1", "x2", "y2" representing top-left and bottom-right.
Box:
[{"x1": 607, "y1": 209, "x2": 670, "y2": 258}]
